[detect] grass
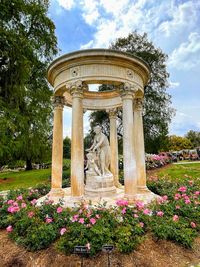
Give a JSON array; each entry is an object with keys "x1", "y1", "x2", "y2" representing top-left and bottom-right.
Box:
[
  {"x1": 0, "y1": 169, "x2": 51, "y2": 191},
  {"x1": 151, "y1": 162, "x2": 200, "y2": 180}
]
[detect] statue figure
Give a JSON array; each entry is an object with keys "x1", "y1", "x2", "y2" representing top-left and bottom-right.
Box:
[
  {"x1": 85, "y1": 152, "x2": 101, "y2": 176},
  {"x1": 86, "y1": 125, "x2": 111, "y2": 176}
]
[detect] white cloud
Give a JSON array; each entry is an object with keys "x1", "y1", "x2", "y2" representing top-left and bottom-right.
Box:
[
  {"x1": 168, "y1": 81, "x2": 180, "y2": 89},
  {"x1": 158, "y1": 1, "x2": 200, "y2": 37},
  {"x1": 169, "y1": 32, "x2": 200, "y2": 70},
  {"x1": 80, "y1": 0, "x2": 100, "y2": 26},
  {"x1": 57, "y1": 0, "x2": 74, "y2": 10},
  {"x1": 169, "y1": 110, "x2": 200, "y2": 136}
]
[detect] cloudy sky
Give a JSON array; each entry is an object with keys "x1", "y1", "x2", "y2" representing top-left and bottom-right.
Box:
[{"x1": 48, "y1": 0, "x2": 200, "y2": 138}]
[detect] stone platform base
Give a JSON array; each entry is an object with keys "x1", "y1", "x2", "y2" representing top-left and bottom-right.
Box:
[
  {"x1": 36, "y1": 186, "x2": 160, "y2": 208},
  {"x1": 85, "y1": 172, "x2": 117, "y2": 197}
]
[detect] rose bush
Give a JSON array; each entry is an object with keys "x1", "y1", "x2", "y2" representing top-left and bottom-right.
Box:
[{"x1": 0, "y1": 174, "x2": 199, "y2": 255}]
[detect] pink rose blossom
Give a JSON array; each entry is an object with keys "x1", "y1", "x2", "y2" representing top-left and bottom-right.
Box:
[
  {"x1": 46, "y1": 217, "x2": 53, "y2": 223},
  {"x1": 122, "y1": 208, "x2": 127, "y2": 214},
  {"x1": 156, "y1": 211, "x2": 164, "y2": 217},
  {"x1": 90, "y1": 218, "x2": 96, "y2": 225},
  {"x1": 174, "y1": 193, "x2": 181, "y2": 200},
  {"x1": 21, "y1": 203, "x2": 27, "y2": 208},
  {"x1": 57, "y1": 207, "x2": 63, "y2": 213},
  {"x1": 7, "y1": 200, "x2": 14, "y2": 205},
  {"x1": 185, "y1": 199, "x2": 191, "y2": 204},
  {"x1": 28, "y1": 211, "x2": 35, "y2": 218},
  {"x1": 31, "y1": 199, "x2": 37, "y2": 206},
  {"x1": 178, "y1": 186, "x2": 187, "y2": 192},
  {"x1": 71, "y1": 214, "x2": 79, "y2": 222},
  {"x1": 195, "y1": 191, "x2": 200, "y2": 196},
  {"x1": 95, "y1": 214, "x2": 100, "y2": 219},
  {"x1": 134, "y1": 214, "x2": 139, "y2": 218},
  {"x1": 17, "y1": 195, "x2": 23, "y2": 201},
  {"x1": 7, "y1": 206, "x2": 20, "y2": 213},
  {"x1": 116, "y1": 199, "x2": 129, "y2": 206},
  {"x1": 190, "y1": 222, "x2": 196, "y2": 228},
  {"x1": 13, "y1": 201, "x2": 18, "y2": 207},
  {"x1": 135, "y1": 201, "x2": 145, "y2": 210},
  {"x1": 79, "y1": 218, "x2": 84, "y2": 224},
  {"x1": 189, "y1": 180, "x2": 193, "y2": 186},
  {"x1": 176, "y1": 205, "x2": 180, "y2": 209},
  {"x1": 139, "y1": 222, "x2": 144, "y2": 228},
  {"x1": 60, "y1": 228, "x2": 67, "y2": 235},
  {"x1": 6, "y1": 225, "x2": 13, "y2": 233},
  {"x1": 143, "y1": 209, "x2": 151, "y2": 215},
  {"x1": 173, "y1": 215, "x2": 179, "y2": 222}
]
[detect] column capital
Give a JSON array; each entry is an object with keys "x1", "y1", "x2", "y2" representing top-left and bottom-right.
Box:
[
  {"x1": 107, "y1": 108, "x2": 118, "y2": 119},
  {"x1": 119, "y1": 82, "x2": 137, "y2": 100},
  {"x1": 66, "y1": 80, "x2": 88, "y2": 98},
  {"x1": 134, "y1": 98, "x2": 143, "y2": 111},
  {"x1": 52, "y1": 96, "x2": 65, "y2": 108}
]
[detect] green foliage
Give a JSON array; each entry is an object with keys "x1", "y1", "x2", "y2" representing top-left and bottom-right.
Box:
[
  {"x1": 0, "y1": 0, "x2": 58, "y2": 168},
  {"x1": 185, "y1": 130, "x2": 200, "y2": 148},
  {"x1": 0, "y1": 172, "x2": 199, "y2": 255},
  {"x1": 167, "y1": 135, "x2": 193, "y2": 151},
  {"x1": 89, "y1": 32, "x2": 174, "y2": 153},
  {"x1": 63, "y1": 137, "x2": 71, "y2": 159}
]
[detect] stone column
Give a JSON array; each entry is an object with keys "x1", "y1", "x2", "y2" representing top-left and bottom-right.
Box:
[
  {"x1": 69, "y1": 81, "x2": 88, "y2": 197},
  {"x1": 120, "y1": 83, "x2": 137, "y2": 199},
  {"x1": 108, "y1": 108, "x2": 121, "y2": 188},
  {"x1": 134, "y1": 98, "x2": 149, "y2": 193},
  {"x1": 50, "y1": 96, "x2": 65, "y2": 197}
]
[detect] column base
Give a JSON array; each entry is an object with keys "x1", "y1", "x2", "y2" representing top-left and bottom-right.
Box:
[
  {"x1": 48, "y1": 188, "x2": 65, "y2": 198},
  {"x1": 137, "y1": 186, "x2": 151, "y2": 194}
]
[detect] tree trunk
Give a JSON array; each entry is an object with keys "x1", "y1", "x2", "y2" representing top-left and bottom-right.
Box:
[{"x1": 26, "y1": 158, "x2": 32, "y2": 170}]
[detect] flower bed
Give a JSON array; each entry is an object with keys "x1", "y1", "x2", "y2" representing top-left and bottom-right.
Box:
[
  {"x1": 146, "y1": 154, "x2": 171, "y2": 170},
  {"x1": 0, "y1": 176, "x2": 199, "y2": 256}
]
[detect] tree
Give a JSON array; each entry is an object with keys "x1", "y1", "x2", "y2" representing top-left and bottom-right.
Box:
[
  {"x1": 63, "y1": 137, "x2": 71, "y2": 159},
  {"x1": 185, "y1": 130, "x2": 200, "y2": 148},
  {"x1": 168, "y1": 135, "x2": 192, "y2": 151},
  {"x1": 89, "y1": 32, "x2": 174, "y2": 153},
  {"x1": 0, "y1": 0, "x2": 58, "y2": 169}
]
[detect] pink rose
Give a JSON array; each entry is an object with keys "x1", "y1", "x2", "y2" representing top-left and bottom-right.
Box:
[
  {"x1": 195, "y1": 191, "x2": 200, "y2": 195},
  {"x1": 122, "y1": 208, "x2": 126, "y2": 214},
  {"x1": 134, "y1": 214, "x2": 139, "y2": 218},
  {"x1": 95, "y1": 214, "x2": 100, "y2": 219},
  {"x1": 17, "y1": 195, "x2": 23, "y2": 201},
  {"x1": 174, "y1": 193, "x2": 181, "y2": 200},
  {"x1": 7, "y1": 200, "x2": 14, "y2": 205},
  {"x1": 90, "y1": 218, "x2": 96, "y2": 225},
  {"x1": 156, "y1": 211, "x2": 164, "y2": 217},
  {"x1": 176, "y1": 205, "x2": 180, "y2": 209},
  {"x1": 21, "y1": 203, "x2": 27, "y2": 208},
  {"x1": 143, "y1": 209, "x2": 151, "y2": 215},
  {"x1": 116, "y1": 199, "x2": 129, "y2": 206},
  {"x1": 190, "y1": 222, "x2": 196, "y2": 228},
  {"x1": 57, "y1": 207, "x2": 63, "y2": 213},
  {"x1": 185, "y1": 199, "x2": 191, "y2": 204},
  {"x1": 139, "y1": 222, "x2": 144, "y2": 228},
  {"x1": 71, "y1": 214, "x2": 79, "y2": 222},
  {"x1": 46, "y1": 217, "x2": 53, "y2": 223},
  {"x1": 60, "y1": 228, "x2": 67, "y2": 235},
  {"x1": 79, "y1": 218, "x2": 84, "y2": 224},
  {"x1": 6, "y1": 225, "x2": 13, "y2": 233},
  {"x1": 28, "y1": 211, "x2": 35, "y2": 218},
  {"x1": 173, "y1": 215, "x2": 179, "y2": 222},
  {"x1": 178, "y1": 186, "x2": 187, "y2": 192},
  {"x1": 135, "y1": 201, "x2": 145, "y2": 210},
  {"x1": 31, "y1": 199, "x2": 37, "y2": 206}
]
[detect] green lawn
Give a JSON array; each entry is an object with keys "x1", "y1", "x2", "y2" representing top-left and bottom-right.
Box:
[
  {"x1": 0, "y1": 169, "x2": 51, "y2": 191},
  {"x1": 153, "y1": 162, "x2": 200, "y2": 179}
]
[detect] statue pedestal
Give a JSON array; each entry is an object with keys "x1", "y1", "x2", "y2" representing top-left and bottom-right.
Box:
[{"x1": 85, "y1": 171, "x2": 116, "y2": 197}]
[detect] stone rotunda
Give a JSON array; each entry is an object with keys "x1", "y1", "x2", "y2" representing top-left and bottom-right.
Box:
[{"x1": 44, "y1": 49, "x2": 157, "y2": 206}]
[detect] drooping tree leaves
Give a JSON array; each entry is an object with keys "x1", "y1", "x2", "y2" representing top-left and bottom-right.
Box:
[{"x1": 0, "y1": 0, "x2": 58, "y2": 168}]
